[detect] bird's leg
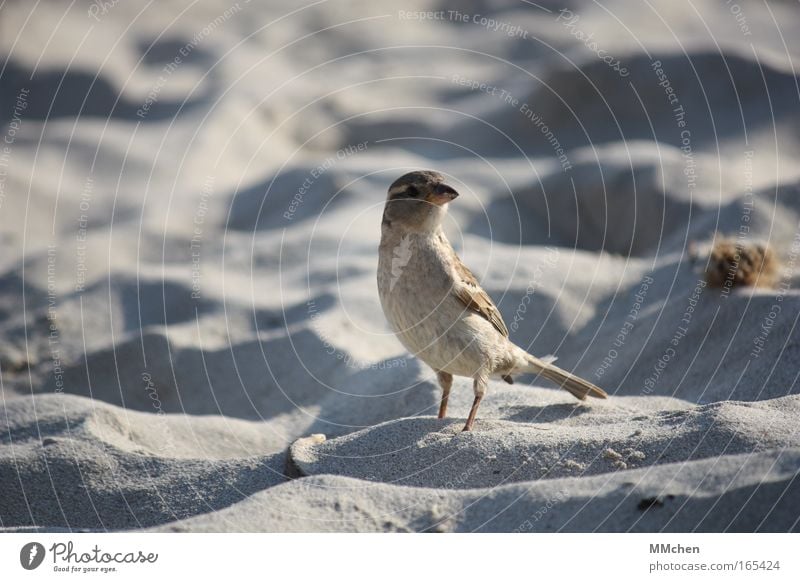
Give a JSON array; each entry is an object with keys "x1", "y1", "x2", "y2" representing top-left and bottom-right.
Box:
[
  {"x1": 436, "y1": 371, "x2": 453, "y2": 419},
  {"x1": 462, "y1": 373, "x2": 487, "y2": 432}
]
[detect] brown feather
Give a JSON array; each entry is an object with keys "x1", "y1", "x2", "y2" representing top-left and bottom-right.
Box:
[{"x1": 446, "y1": 242, "x2": 510, "y2": 338}]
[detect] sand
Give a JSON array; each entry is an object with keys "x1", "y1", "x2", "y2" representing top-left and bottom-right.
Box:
[{"x1": 1, "y1": 0, "x2": 799, "y2": 532}]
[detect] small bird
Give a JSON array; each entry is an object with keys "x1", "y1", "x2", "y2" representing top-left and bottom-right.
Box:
[{"x1": 377, "y1": 170, "x2": 607, "y2": 431}]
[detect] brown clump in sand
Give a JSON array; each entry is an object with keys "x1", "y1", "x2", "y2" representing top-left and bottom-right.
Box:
[{"x1": 703, "y1": 238, "x2": 780, "y2": 289}]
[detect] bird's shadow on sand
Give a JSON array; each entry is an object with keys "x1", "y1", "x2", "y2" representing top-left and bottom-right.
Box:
[{"x1": 501, "y1": 401, "x2": 592, "y2": 424}]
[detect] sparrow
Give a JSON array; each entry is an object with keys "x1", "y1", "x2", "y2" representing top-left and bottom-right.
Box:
[{"x1": 377, "y1": 170, "x2": 607, "y2": 431}]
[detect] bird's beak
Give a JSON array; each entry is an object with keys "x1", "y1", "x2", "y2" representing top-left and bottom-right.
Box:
[{"x1": 426, "y1": 183, "x2": 460, "y2": 206}]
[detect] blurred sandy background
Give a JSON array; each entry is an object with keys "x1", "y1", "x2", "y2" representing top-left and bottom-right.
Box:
[{"x1": 1, "y1": 0, "x2": 799, "y2": 532}]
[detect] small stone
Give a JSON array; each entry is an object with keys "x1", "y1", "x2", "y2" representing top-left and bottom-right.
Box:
[
  {"x1": 286, "y1": 433, "x2": 328, "y2": 478},
  {"x1": 638, "y1": 497, "x2": 664, "y2": 511}
]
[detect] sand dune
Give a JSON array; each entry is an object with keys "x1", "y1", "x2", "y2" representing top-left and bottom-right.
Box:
[
  {"x1": 156, "y1": 452, "x2": 800, "y2": 532},
  {"x1": 1, "y1": 0, "x2": 799, "y2": 532}
]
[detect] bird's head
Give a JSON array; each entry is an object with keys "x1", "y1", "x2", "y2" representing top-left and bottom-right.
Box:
[{"x1": 382, "y1": 170, "x2": 459, "y2": 232}]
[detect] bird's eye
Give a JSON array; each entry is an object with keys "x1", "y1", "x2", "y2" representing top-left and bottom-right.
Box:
[{"x1": 406, "y1": 185, "x2": 419, "y2": 198}]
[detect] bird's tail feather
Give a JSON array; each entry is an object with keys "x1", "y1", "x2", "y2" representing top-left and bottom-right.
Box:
[{"x1": 521, "y1": 354, "x2": 607, "y2": 400}]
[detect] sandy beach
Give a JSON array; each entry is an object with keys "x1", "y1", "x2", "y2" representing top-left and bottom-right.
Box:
[{"x1": 1, "y1": 0, "x2": 799, "y2": 532}]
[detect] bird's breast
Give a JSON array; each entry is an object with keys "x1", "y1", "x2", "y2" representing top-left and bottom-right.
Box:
[{"x1": 378, "y1": 232, "x2": 491, "y2": 373}]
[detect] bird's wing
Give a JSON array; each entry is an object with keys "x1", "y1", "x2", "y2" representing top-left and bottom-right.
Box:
[{"x1": 449, "y1": 246, "x2": 510, "y2": 338}]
